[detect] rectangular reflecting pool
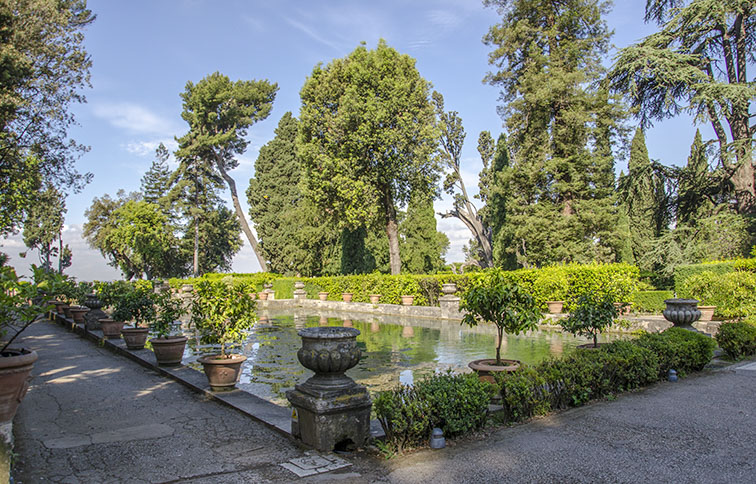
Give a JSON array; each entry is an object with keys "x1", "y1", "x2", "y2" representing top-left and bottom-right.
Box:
[{"x1": 183, "y1": 310, "x2": 618, "y2": 406}]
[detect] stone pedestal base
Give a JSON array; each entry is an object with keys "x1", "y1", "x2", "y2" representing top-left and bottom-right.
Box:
[
  {"x1": 84, "y1": 309, "x2": 109, "y2": 330},
  {"x1": 293, "y1": 289, "x2": 307, "y2": 301},
  {"x1": 286, "y1": 381, "x2": 371, "y2": 452}
]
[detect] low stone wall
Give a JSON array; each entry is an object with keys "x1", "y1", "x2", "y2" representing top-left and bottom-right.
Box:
[{"x1": 255, "y1": 298, "x2": 722, "y2": 335}]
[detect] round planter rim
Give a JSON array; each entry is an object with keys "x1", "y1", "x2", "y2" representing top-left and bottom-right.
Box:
[
  {"x1": 149, "y1": 335, "x2": 188, "y2": 343},
  {"x1": 664, "y1": 298, "x2": 699, "y2": 304},
  {"x1": 468, "y1": 358, "x2": 520, "y2": 372},
  {"x1": 0, "y1": 348, "x2": 38, "y2": 368},
  {"x1": 197, "y1": 353, "x2": 247, "y2": 364},
  {"x1": 297, "y1": 326, "x2": 360, "y2": 339}
]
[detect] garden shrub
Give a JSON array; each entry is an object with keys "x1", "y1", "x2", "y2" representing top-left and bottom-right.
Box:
[
  {"x1": 633, "y1": 328, "x2": 716, "y2": 378},
  {"x1": 716, "y1": 322, "x2": 756, "y2": 361},
  {"x1": 679, "y1": 270, "x2": 756, "y2": 318},
  {"x1": 673, "y1": 258, "x2": 756, "y2": 294},
  {"x1": 630, "y1": 290, "x2": 674, "y2": 313},
  {"x1": 374, "y1": 385, "x2": 431, "y2": 452},
  {"x1": 374, "y1": 372, "x2": 491, "y2": 451},
  {"x1": 414, "y1": 372, "x2": 492, "y2": 437},
  {"x1": 496, "y1": 341, "x2": 658, "y2": 422}
]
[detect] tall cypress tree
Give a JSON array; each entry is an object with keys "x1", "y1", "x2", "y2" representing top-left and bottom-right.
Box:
[
  {"x1": 484, "y1": 0, "x2": 626, "y2": 267},
  {"x1": 247, "y1": 112, "x2": 341, "y2": 275},
  {"x1": 622, "y1": 128, "x2": 658, "y2": 265},
  {"x1": 140, "y1": 143, "x2": 172, "y2": 211},
  {"x1": 400, "y1": 194, "x2": 449, "y2": 274},
  {"x1": 677, "y1": 130, "x2": 714, "y2": 225}
]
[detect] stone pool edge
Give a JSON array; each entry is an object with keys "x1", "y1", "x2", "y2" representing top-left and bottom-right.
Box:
[{"x1": 48, "y1": 312, "x2": 387, "y2": 444}]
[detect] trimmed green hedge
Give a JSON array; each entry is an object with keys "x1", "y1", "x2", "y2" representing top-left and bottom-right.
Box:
[
  {"x1": 716, "y1": 321, "x2": 756, "y2": 360},
  {"x1": 633, "y1": 327, "x2": 716, "y2": 378},
  {"x1": 673, "y1": 258, "x2": 756, "y2": 294},
  {"x1": 630, "y1": 290, "x2": 674, "y2": 313},
  {"x1": 374, "y1": 372, "x2": 492, "y2": 452},
  {"x1": 172, "y1": 263, "x2": 640, "y2": 309},
  {"x1": 679, "y1": 270, "x2": 756, "y2": 319},
  {"x1": 374, "y1": 328, "x2": 715, "y2": 451}
]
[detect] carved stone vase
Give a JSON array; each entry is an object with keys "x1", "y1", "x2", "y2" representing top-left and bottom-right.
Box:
[
  {"x1": 286, "y1": 327, "x2": 371, "y2": 452},
  {"x1": 663, "y1": 298, "x2": 701, "y2": 332}
]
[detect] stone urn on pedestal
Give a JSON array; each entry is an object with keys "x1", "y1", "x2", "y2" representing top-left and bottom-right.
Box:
[
  {"x1": 293, "y1": 281, "x2": 307, "y2": 301},
  {"x1": 83, "y1": 293, "x2": 109, "y2": 330},
  {"x1": 663, "y1": 298, "x2": 701, "y2": 332},
  {"x1": 286, "y1": 327, "x2": 372, "y2": 452}
]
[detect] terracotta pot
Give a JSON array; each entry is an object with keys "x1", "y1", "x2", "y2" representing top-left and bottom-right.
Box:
[
  {"x1": 62, "y1": 304, "x2": 73, "y2": 319},
  {"x1": 99, "y1": 318, "x2": 124, "y2": 339},
  {"x1": 318, "y1": 292, "x2": 328, "y2": 301},
  {"x1": 0, "y1": 348, "x2": 38, "y2": 423},
  {"x1": 121, "y1": 327, "x2": 149, "y2": 350},
  {"x1": 400, "y1": 295, "x2": 414, "y2": 306},
  {"x1": 613, "y1": 302, "x2": 630, "y2": 315},
  {"x1": 698, "y1": 305, "x2": 716, "y2": 322},
  {"x1": 198, "y1": 354, "x2": 247, "y2": 391},
  {"x1": 468, "y1": 358, "x2": 520, "y2": 385},
  {"x1": 258, "y1": 291, "x2": 268, "y2": 301},
  {"x1": 248, "y1": 292, "x2": 257, "y2": 300},
  {"x1": 53, "y1": 301, "x2": 67, "y2": 315},
  {"x1": 69, "y1": 306, "x2": 89, "y2": 324},
  {"x1": 546, "y1": 301, "x2": 564, "y2": 314},
  {"x1": 369, "y1": 294, "x2": 381, "y2": 305},
  {"x1": 150, "y1": 336, "x2": 188, "y2": 366},
  {"x1": 342, "y1": 293, "x2": 353, "y2": 302}
]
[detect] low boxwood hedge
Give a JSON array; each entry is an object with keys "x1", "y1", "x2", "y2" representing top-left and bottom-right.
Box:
[
  {"x1": 716, "y1": 321, "x2": 756, "y2": 361},
  {"x1": 630, "y1": 290, "x2": 674, "y2": 313}
]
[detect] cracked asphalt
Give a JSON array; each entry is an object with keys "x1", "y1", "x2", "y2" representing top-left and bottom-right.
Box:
[{"x1": 10, "y1": 319, "x2": 756, "y2": 483}]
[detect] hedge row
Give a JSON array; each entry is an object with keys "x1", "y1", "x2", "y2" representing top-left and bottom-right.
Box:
[
  {"x1": 673, "y1": 258, "x2": 756, "y2": 294},
  {"x1": 171, "y1": 263, "x2": 640, "y2": 310},
  {"x1": 374, "y1": 328, "x2": 716, "y2": 451},
  {"x1": 630, "y1": 290, "x2": 674, "y2": 313},
  {"x1": 679, "y1": 270, "x2": 756, "y2": 319},
  {"x1": 716, "y1": 321, "x2": 756, "y2": 360}
]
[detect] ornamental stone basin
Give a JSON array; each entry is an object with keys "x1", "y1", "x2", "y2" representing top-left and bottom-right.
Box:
[{"x1": 662, "y1": 298, "x2": 701, "y2": 331}]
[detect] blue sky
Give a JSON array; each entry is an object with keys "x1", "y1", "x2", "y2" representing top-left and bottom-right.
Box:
[{"x1": 2, "y1": 0, "x2": 714, "y2": 280}]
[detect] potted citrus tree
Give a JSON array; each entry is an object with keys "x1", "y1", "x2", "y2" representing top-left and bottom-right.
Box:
[
  {"x1": 149, "y1": 292, "x2": 188, "y2": 366},
  {"x1": 114, "y1": 288, "x2": 156, "y2": 350},
  {"x1": 0, "y1": 265, "x2": 52, "y2": 423},
  {"x1": 560, "y1": 293, "x2": 618, "y2": 349},
  {"x1": 192, "y1": 280, "x2": 255, "y2": 391},
  {"x1": 460, "y1": 269, "x2": 541, "y2": 384}
]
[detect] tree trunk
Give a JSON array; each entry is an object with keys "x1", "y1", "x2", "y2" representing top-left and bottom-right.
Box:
[
  {"x1": 193, "y1": 215, "x2": 200, "y2": 277},
  {"x1": 58, "y1": 234, "x2": 63, "y2": 274},
  {"x1": 386, "y1": 217, "x2": 401, "y2": 275},
  {"x1": 495, "y1": 326, "x2": 503, "y2": 365},
  {"x1": 215, "y1": 160, "x2": 268, "y2": 272}
]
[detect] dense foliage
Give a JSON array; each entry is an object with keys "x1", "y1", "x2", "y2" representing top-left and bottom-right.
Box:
[
  {"x1": 191, "y1": 279, "x2": 256, "y2": 357},
  {"x1": 374, "y1": 372, "x2": 492, "y2": 452},
  {"x1": 716, "y1": 322, "x2": 756, "y2": 361},
  {"x1": 298, "y1": 40, "x2": 439, "y2": 275},
  {"x1": 679, "y1": 270, "x2": 756, "y2": 319},
  {"x1": 0, "y1": 0, "x2": 94, "y2": 236}
]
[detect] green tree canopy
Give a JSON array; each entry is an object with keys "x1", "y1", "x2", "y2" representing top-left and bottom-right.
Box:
[
  {"x1": 298, "y1": 40, "x2": 440, "y2": 275},
  {"x1": 483, "y1": 0, "x2": 628, "y2": 267},
  {"x1": 0, "y1": 0, "x2": 94, "y2": 235},
  {"x1": 400, "y1": 193, "x2": 449, "y2": 274},
  {"x1": 22, "y1": 185, "x2": 66, "y2": 272},
  {"x1": 610, "y1": 0, "x2": 755, "y2": 213},
  {"x1": 176, "y1": 71, "x2": 278, "y2": 271}
]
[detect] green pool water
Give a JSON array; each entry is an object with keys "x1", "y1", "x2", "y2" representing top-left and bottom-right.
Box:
[{"x1": 184, "y1": 313, "x2": 615, "y2": 406}]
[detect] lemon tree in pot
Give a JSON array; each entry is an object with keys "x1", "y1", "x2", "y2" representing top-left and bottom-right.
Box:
[
  {"x1": 560, "y1": 293, "x2": 618, "y2": 349},
  {"x1": 460, "y1": 270, "x2": 541, "y2": 384},
  {"x1": 1, "y1": 265, "x2": 52, "y2": 423},
  {"x1": 149, "y1": 293, "x2": 187, "y2": 366},
  {"x1": 192, "y1": 280, "x2": 255, "y2": 391},
  {"x1": 114, "y1": 287, "x2": 156, "y2": 350}
]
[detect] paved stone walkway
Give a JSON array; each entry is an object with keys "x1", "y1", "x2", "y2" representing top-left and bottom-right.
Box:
[
  {"x1": 11, "y1": 319, "x2": 756, "y2": 483},
  {"x1": 11, "y1": 320, "x2": 382, "y2": 483}
]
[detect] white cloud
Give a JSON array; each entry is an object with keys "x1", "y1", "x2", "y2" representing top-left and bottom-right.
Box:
[
  {"x1": 284, "y1": 16, "x2": 344, "y2": 51},
  {"x1": 427, "y1": 9, "x2": 462, "y2": 30},
  {"x1": 1, "y1": 225, "x2": 123, "y2": 281},
  {"x1": 92, "y1": 102, "x2": 179, "y2": 137},
  {"x1": 124, "y1": 139, "x2": 179, "y2": 158}
]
